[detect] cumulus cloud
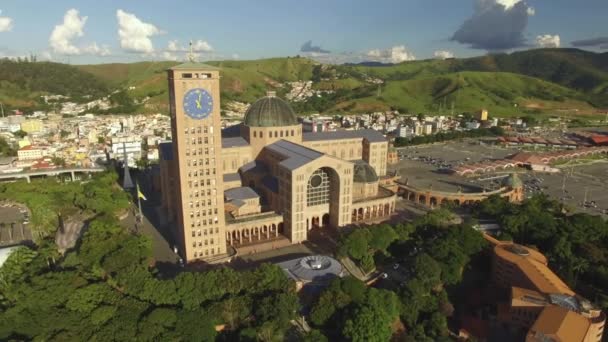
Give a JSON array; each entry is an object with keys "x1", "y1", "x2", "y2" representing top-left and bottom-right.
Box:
[
  {"x1": 366, "y1": 45, "x2": 416, "y2": 63},
  {"x1": 83, "y1": 42, "x2": 111, "y2": 56},
  {"x1": 0, "y1": 10, "x2": 13, "y2": 32},
  {"x1": 49, "y1": 9, "x2": 111, "y2": 56},
  {"x1": 451, "y1": 0, "x2": 534, "y2": 50},
  {"x1": 162, "y1": 39, "x2": 213, "y2": 61},
  {"x1": 231, "y1": 53, "x2": 240, "y2": 60},
  {"x1": 300, "y1": 40, "x2": 330, "y2": 54},
  {"x1": 434, "y1": 50, "x2": 455, "y2": 59},
  {"x1": 117, "y1": 9, "x2": 162, "y2": 53},
  {"x1": 536, "y1": 34, "x2": 560, "y2": 48},
  {"x1": 571, "y1": 37, "x2": 608, "y2": 50},
  {"x1": 162, "y1": 51, "x2": 179, "y2": 61},
  {"x1": 49, "y1": 9, "x2": 87, "y2": 55},
  {"x1": 167, "y1": 39, "x2": 213, "y2": 52}
]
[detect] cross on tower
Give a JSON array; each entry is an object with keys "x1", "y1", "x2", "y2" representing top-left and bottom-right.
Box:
[{"x1": 187, "y1": 40, "x2": 195, "y2": 62}]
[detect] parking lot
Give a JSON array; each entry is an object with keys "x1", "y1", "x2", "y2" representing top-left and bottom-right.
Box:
[
  {"x1": 392, "y1": 140, "x2": 521, "y2": 193},
  {"x1": 391, "y1": 139, "x2": 608, "y2": 217}
]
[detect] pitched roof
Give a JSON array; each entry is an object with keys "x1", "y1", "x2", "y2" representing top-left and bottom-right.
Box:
[
  {"x1": 222, "y1": 136, "x2": 249, "y2": 148},
  {"x1": 264, "y1": 140, "x2": 324, "y2": 171},
  {"x1": 529, "y1": 306, "x2": 590, "y2": 342},
  {"x1": 224, "y1": 187, "x2": 259, "y2": 201},
  {"x1": 169, "y1": 62, "x2": 220, "y2": 70}
]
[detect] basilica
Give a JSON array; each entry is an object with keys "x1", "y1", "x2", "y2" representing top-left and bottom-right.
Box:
[{"x1": 159, "y1": 62, "x2": 396, "y2": 263}]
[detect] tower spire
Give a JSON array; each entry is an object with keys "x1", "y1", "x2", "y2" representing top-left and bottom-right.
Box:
[
  {"x1": 122, "y1": 142, "x2": 134, "y2": 189},
  {"x1": 187, "y1": 40, "x2": 195, "y2": 62}
]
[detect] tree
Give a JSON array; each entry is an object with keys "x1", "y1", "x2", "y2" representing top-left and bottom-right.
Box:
[
  {"x1": 219, "y1": 295, "x2": 252, "y2": 330},
  {"x1": 369, "y1": 224, "x2": 398, "y2": 253},
  {"x1": 342, "y1": 304, "x2": 393, "y2": 342},
  {"x1": 13, "y1": 130, "x2": 27, "y2": 138},
  {"x1": 255, "y1": 292, "x2": 299, "y2": 326}
]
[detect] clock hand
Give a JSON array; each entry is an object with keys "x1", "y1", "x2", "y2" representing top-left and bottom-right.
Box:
[{"x1": 195, "y1": 99, "x2": 202, "y2": 109}]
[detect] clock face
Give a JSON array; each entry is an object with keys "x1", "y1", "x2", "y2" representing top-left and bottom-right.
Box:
[{"x1": 183, "y1": 88, "x2": 213, "y2": 120}]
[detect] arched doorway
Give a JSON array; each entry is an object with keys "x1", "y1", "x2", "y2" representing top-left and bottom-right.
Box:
[
  {"x1": 419, "y1": 195, "x2": 426, "y2": 205},
  {"x1": 322, "y1": 213, "x2": 330, "y2": 226}
]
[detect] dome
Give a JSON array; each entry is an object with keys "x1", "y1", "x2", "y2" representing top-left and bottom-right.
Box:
[
  {"x1": 503, "y1": 173, "x2": 523, "y2": 189},
  {"x1": 243, "y1": 91, "x2": 298, "y2": 127},
  {"x1": 353, "y1": 160, "x2": 379, "y2": 183}
]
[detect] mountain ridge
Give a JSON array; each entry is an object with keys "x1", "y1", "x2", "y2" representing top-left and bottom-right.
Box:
[{"x1": 1, "y1": 48, "x2": 607, "y2": 117}]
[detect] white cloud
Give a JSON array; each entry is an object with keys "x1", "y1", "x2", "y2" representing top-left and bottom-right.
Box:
[
  {"x1": 434, "y1": 50, "x2": 455, "y2": 59},
  {"x1": 536, "y1": 34, "x2": 560, "y2": 48},
  {"x1": 526, "y1": 7, "x2": 536, "y2": 16},
  {"x1": 116, "y1": 9, "x2": 161, "y2": 53},
  {"x1": 167, "y1": 40, "x2": 180, "y2": 52},
  {"x1": 231, "y1": 53, "x2": 240, "y2": 60},
  {"x1": 49, "y1": 9, "x2": 87, "y2": 55},
  {"x1": 48, "y1": 9, "x2": 111, "y2": 56},
  {"x1": 192, "y1": 40, "x2": 213, "y2": 52},
  {"x1": 0, "y1": 10, "x2": 13, "y2": 32},
  {"x1": 366, "y1": 45, "x2": 416, "y2": 63},
  {"x1": 494, "y1": 0, "x2": 533, "y2": 14},
  {"x1": 83, "y1": 42, "x2": 111, "y2": 56},
  {"x1": 162, "y1": 51, "x2": 179, "y2": 61},
  {"x1": 166, "y1": 39, "x2": 213, "y2": 52}
]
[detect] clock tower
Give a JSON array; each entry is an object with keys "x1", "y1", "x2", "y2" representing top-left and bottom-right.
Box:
[{"x1": 168, "y1": 62, "x2": 227, "y2": 262}]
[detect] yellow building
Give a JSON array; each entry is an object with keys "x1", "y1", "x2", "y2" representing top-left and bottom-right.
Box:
[
  {"x1": 160, "y1": 63, "x2": 396, "y2": 263},
  {"x1": 477, "y1": 109, "x2": 489, "y2": 121},
  {"x1": 20, "y1": 119, "x2": 43, "y2": 133},
  {"x1": 485, "y1": 235, "x2": 605, "y2": 342}
]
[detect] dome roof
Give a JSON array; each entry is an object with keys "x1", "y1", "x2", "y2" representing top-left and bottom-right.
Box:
[
  {"x1": 353, "y1": 160, "x2": 379, "y2": 183},
  {"x1": 503, "y1": 173, "x2": 523, "y2": 189},
  {"x1": 243, "y1": 91, "x2": 298, "y2": 127}
]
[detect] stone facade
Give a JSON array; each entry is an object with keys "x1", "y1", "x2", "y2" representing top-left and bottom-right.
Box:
[{"x1": 161, "y1": 64, "x2": 396, "y2": 263}]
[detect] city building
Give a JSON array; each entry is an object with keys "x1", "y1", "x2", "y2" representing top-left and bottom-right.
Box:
[
  {"x1": 17, "y1": 145, "x2": 46, "y2": 161},
  {"x1": 485, "y1": 235, "x2": 605, "y2": 342},
  {"x1": 160, "y1": 63, "x2": 396, "y2": 263},
  {"x1": 111, "y1": 136, "x2": 142, "y2": 162},
  {"x1": 20, "y1": 119, "x2": 43, "y2": 134}
]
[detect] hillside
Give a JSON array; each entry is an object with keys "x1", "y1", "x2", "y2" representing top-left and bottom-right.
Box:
[
  {"x1": 0, "y1": 59, "x2": 108, "y2": 111},
  {"x1": 2, "y1": 49, "x2": 608, "y2": 117}
]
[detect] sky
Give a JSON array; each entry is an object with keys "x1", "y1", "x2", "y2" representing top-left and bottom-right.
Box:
[{"x1": 0, "y1": 0, "x2": 607, "y2": 64}]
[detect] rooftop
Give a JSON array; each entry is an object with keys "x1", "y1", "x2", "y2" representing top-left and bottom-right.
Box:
[
  {"x1": 222, "y1": 136, "x2": 249, "y2": 148},
  {"x1": 225, "y1": 187, "x2": 259, "y2": 201},
  {"x1": 276, "y1": 255, "x2": 344, "y2": 284},
  {"x1": 169, "y1": 62, "x2": 220, "y2": 71},
  {"x1": 243, "y1": 91, "x2": 298, "y2": 127},
  {"x1": 265, "y1": 140, "x2": 324, "y2": 171},
  {"x1": 302, "y1": 129, "x2": 386, "y2": 143}
]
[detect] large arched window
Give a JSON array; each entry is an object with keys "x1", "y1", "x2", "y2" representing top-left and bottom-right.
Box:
[{"x1": 307, "y1": 168, "x2": 331, "y2": 206}]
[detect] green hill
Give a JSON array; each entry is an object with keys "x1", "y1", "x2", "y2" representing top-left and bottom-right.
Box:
[
  {"x1": 0, "y1": 59, "x2": 108, "y2": 111},
  {"x1": 2, "y1": 49, "x2": 608, "y2": 117}
]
